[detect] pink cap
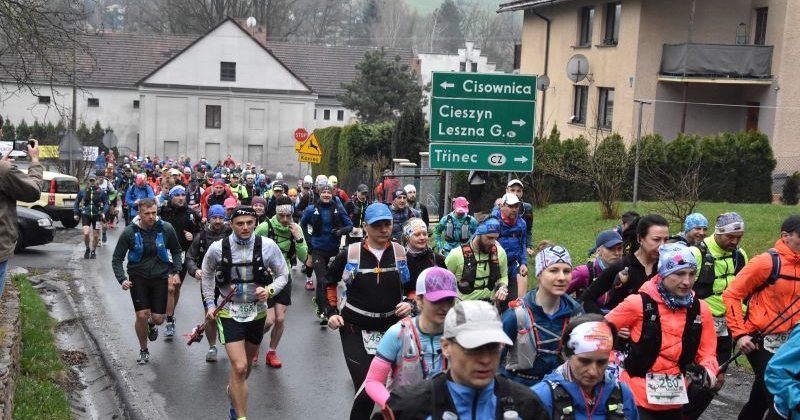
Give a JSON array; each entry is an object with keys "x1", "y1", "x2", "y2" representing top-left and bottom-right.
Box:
[
  {"x1": 453, "y1": 197, "x2": 469, "y2": 214},
  {"x1": 224, "y1": 197, "x2": 237, "y2": 208}
]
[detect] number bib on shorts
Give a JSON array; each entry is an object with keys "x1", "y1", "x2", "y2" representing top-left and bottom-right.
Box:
[
  {"x1": 713, "y1": 316, "x2": 729, "y2": 337},
  {"x1": 362, "y1": 330, "x2": 384, "y2": 355},
  {"x1": 763, "y1": 332, "x2": 790, "y2": 353},
  {"x1": 645, "y1": 373, "x2": 689, "y2": 405},
  {"x1": 228, "y1": 301, "x2": 264, "y2": 322}
]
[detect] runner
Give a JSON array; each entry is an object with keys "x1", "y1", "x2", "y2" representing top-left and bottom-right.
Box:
[
  {"x1": 444, "y1": 216, "x2": 509, "y2": 304},
  {"x1": 201, "y1": 206, "x2": 289, "y2": 420},
  {"x1": 74, "y1": 173, "x2": 109, "y2": 259}
]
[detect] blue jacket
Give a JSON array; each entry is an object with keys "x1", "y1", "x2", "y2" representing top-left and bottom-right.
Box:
[
  {"x1": 500, "y1": 289, "x2": 584, "y2": 386},
  {"x1": 389, "y1": 204, "x2": 419, "y2": 242},
  {"x1": 300, "y1": 201, "x2": 352, "y2": 252},
  {"x1": 125, "y1": 184, "x2": 155, "y2": 217},
  {"x1": 765, "y1": 323, "x2": 800, "y2": 419},
  {"x1": 491, "y1": 208, "x2": 528, "y2": 273},
  {"x1": 531, "y1": 366, "x2": 639, "y2": 420}
]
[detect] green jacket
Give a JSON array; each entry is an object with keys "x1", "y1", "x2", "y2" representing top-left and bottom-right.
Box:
[
  {"x1": 691, "y1": 236, "x2": 748, "y2": 316},
  {"x1": 111, "y1": 216, "x2": 183, "y2": 283},
  {"x1": 254, "y1": 216, "x2": 308, "y2": 269},
  {"x1": 445, "y1": 241, "x2": 508, "y2": 301}
]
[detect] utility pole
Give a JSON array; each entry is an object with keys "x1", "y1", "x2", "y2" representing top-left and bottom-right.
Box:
[{"x1": 632, "y1": 99, "x2": 651, "y2": 208}]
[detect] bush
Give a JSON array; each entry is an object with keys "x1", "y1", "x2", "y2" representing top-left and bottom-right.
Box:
[{"x1": 782, "y1": 172, "x2": 800, "y2": 205}]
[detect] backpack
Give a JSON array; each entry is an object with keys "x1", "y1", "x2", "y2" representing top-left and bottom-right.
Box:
[
  {"x1": 546, "y1": 380, "x2": 627, "y2": 420},
  {"x1": 389, "y1": 317, "x2": 446, "y2": 390},
  {"x1": 457, "y1": 243, "x2": 501, "y2": 294},
  {"x1": 338, "y1": 242, "x2": 409, "y2": 310},
  {"x1": 624, "y1": 293, "x2": 702, "y2": 377},
  {"x1": 693, "y1": 241, "x2": 745, "y2": 299},
  {"x1": 742, "y1": 248, "x2": 800, "y2": 321},
  {"x1": 214, "y1": 236, "x2": 272, "y2": 287}
]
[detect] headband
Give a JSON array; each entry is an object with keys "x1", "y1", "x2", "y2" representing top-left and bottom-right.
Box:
[
  {"x1": 567, "y1": 322, "x2": 613, "y2": 355},
  {"x1": 403, "y1": 218, "x2": 428, "y2": 238},
  {"x1": 276, "y1": 204, "x2": 293, "y2": 215}
]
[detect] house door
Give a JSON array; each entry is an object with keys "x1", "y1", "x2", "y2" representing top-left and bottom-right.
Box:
[
  {"x1": 206, "y1": 143, "x2": 221, "y2": 164},
  {"x1": 746, "y1": 102, "x2": 760, "y2": 131}
]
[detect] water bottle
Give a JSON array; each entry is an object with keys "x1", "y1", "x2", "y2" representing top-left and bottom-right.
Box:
[
  {"x1": 442, "y1": 411, "x2": 458, "y2": 420},
  {"x1": 503, "y1": 410, "x2": 520, "y2": 420}
]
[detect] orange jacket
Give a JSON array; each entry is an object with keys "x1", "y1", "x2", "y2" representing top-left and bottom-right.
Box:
[
  {"x1": 723, "y1": 239, "x2": 800, "y2": 339},
  {"x1": 605, "y1": 278, "x2": 718, "y2": 411}
]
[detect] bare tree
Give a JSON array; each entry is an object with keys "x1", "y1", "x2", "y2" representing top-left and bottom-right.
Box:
[{"x1": 369, "y1": 1, "x2": 415, "y2": 48}]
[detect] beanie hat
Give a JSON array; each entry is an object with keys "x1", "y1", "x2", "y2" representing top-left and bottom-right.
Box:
[
  {"x1": 169, "y1": 186, "x2": 185, "y2": 199},
  {"x1": 251, "y1": 196, "x2": 266, "y2": 206},
  {"x1": 535, "y1": 245, "x2": 572, "y2": 277},
  {"x1": 658, "y1": 243, "x2": 697, "y2": 279},
  {"x1": 208, "y1": 204, "x2": 226, "y2": 219},
  {"x1": 224, "y1": 197, "x2": 238, "y2": 209},
  {"x1": 684, "y1": 213, "x2": 708, "y2": 234}
]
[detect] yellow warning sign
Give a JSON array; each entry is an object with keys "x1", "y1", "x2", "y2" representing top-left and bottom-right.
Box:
[
  {"x1": 297, "y1": 133, "x2": 322, "y2": 156},
  {"x1": 298, "y1": 153, "x2": 322, "y2": 164}
]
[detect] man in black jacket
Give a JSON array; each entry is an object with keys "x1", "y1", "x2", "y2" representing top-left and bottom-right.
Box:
[{"x1": 379, "y1": 300, "x2": 549, "y2": 420}]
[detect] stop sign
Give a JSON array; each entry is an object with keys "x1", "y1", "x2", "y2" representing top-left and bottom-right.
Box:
[{"x1": 294, "y1": 128, "x2": 309, "y2": 142}]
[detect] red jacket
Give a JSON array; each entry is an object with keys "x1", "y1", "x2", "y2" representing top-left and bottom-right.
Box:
[
  {"x1": 605, "y1": 278, "x2": 718, "y2": 411},
  {"x1": 200, "y1": 184, "x2": 235, "y2": 219}
]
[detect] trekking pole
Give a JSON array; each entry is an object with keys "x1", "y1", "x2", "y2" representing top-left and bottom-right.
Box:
[
  {"x1": 184, "y1": 288, "x2": 236, "y2": 346},
  {"x1": 719, "y1": 293, "x2": 800, "y2": 370}
]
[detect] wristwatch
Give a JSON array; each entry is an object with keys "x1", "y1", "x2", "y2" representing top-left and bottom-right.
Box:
[{"x1": 296, "y1": 238, "x2": 304, "y2": 243}]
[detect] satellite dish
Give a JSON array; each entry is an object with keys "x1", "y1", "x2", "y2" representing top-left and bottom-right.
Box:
[
  {"x1": 246, "y1": 17, "x2": 257, "y2": 28},
  {"x1": 566, "y1": 54, "x2": 590, "y2": 83},
  {"x1": 537, "y1": 75, "x2": 550, "y2": 91}
]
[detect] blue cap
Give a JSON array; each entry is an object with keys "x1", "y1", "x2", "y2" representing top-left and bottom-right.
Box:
[
  {"x1": 475, "y1": 217, "x2": 501, "y2": 235},
  {"x1": 365, "y1": 203, "x2": 392, "y2": 225},
  {"x1": 208, "y1": 204, "x2": 226, "y2": 219},
  {"x1": 588, "y1": 230, "x2": 623, "y2": 256},
  {"x1": 684, "y1": 213, "x2": 708, "y2": 234}
]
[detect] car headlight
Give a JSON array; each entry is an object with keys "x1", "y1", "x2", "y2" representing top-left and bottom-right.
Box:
[{"x1": 37, "y1": 218, "x2": 53, "y2": 227}]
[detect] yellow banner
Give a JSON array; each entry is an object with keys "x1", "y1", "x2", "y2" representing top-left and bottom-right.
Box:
[{"x1": 39, "y1": 145, "x2": 60, "y2": 159}]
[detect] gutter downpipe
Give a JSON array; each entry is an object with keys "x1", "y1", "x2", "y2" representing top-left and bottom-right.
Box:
[{"x1": 533, "y1": 9, "x2": 551, "y2": 141}]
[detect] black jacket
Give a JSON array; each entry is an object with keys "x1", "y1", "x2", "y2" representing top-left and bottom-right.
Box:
[
  {"x1": 159, "y1": 203, "x2": 202, "y2": 251},
  {"x1": 580, "y1": 252, "x2": 657, "y2": 314},
  {"x1": 377, "y1": 372, "x2": 549, "y2": 420}
]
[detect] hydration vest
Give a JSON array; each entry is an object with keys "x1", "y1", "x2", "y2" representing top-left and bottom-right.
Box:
[
  {"x1": 546, "y1": 380, "x2": 627, "y2": 420},
  {"x1": 505, "y1": 299, "x2": 570, "y2": 372},
  {"x1": 214, "y1": 236, "x2": 272, "y2": 287},
  {"x1": 624, "y1": 293, "x2": 702, "y2": 377},
  {"x1": 82, "y1": 186, "x2": 104, "y2": 216},
  {"x1": 457, "y1": 243, "x2": 501, "y2": 294},
  {"x1": 390, "y1": 317, "x2": 447, "y2": 390},
  {"x1": 693, "y1": 241, "x2": 745, "y2": 299},
  {"x1": 128, "y1": 221, "x2": 172, "y2": 264},
  {"x1": 338, "y1": 242, "x2": 409, "y2": 310},
  {"x1": 444, "y1": 214, "x2": 472, "y2": 243},
  {"x1": 309, "y1": 202, "x2": 342, "y2": 235}
]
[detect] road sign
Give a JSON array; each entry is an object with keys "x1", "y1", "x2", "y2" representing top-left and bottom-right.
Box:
[
  {"x1": 294, "y1": 128, "x2": 309, "y2": 151},
  {"x1": 430, "y1": 72, "x2": 537, "y2": 144},
  {"x1": 429, "y1": 143, "x2": 533, "y2": 172},
  {"x1": 298, "y1": 154, "x2": 321, "y2": 164},
  {"x1": 297, "y1": 133, "x2": 322, "y2": 156}
]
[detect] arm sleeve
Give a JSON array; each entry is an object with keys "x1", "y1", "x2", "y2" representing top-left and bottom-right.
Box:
[
  {"x1": 102, "y1": 191, "x2": 109, "y2": 214},
  {"x1": 582, "y1": 261, "x2": 624, "y2": 314},
  {"x1": 620, "y1": 382, "x2": 641, "y2": 420},
  {"x1": 324, "y1": 249, "x2": 348, "y2": 315},
  {"x1": 519, "y1": 220, "x2": 529, "y2": 265},
  {"x1": 696, "y1": 302, "x2": 720, "y2": 375},
  {"x1": 74, "y1": 190, "x2": 82, "y2": 215},
  {"x1": 364, "y1": 357, "x2": 394, "y2": 408},
  {"x1": 165, "y1": 225, "x2": 183, "y2": 273},
  {"x1": 295, "y1": 232, "x2": 309, "y2": 263},
  {"x1": 497, "y1": 248, "x2": 509, "y2": 286},
  {"x1": 338, "y1": 204, "x2": 353, "y2": 234},
  {"x1": 434, "y1": 219, "x2": 446, "y2": 250},
  {"x1": 125, "y1": 186, "x2": 135, "y2": 207}
]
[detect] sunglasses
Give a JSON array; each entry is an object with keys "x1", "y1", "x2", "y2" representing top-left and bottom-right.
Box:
[{"x1": 450, "y1": 339, "x2": 503, "y2": 355}]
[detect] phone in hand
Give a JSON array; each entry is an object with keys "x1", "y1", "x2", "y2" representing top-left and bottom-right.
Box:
[{"x1": 28, "y1": 140, "x2": 36, "y2": 149}]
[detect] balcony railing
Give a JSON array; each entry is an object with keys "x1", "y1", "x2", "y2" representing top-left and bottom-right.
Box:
[{"x1": 660, "y1": 43, "x2": 772, "y2": 79}]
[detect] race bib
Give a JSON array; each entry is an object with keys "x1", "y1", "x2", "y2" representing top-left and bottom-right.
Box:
[
  {"x1": 763, "y1": 332, "x2": 790, "y2": 353},
  {"x1": 228, "y1": 301, "x2": 259, "y2": 322},
  {"x1": 362, "y1": 330, "x2": 384, "y2": 355},
  {"x1": 713, "y1": 316, "x2": 729, "y2": 337},
  {"x1": 645, "y1": 373, "x2": 688, "y2": 405}
]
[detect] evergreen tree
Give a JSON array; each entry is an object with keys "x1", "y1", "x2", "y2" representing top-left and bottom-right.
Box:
[
  {"x1": 1, "y1": 119, "x2": 15, "y2": 142},
  {"x1": 338, "y1": 48, "x2": 424, "y2": 123},
  {"x1": 438, "y1": 0, "x2": 464, "y2": 53},
  {"x1": 16, "y1": 119, "x2": 30, "y2": 141},
  {"x1": 391, "y1": 104, "x2": 427, "y2": 164}
]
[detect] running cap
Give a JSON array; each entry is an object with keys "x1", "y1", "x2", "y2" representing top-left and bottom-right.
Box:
[
  {"x1": 365, "y1": 203, "x2": 392, "y2": 225},
  {"x1": 535, "y1": 245, "x2": 572, "y2": 277},
  {"x1": 169, "y1": 168, "x2": 181, "y2": 176},
  {"x1": 658, "y1": 243, "x2": 697, "y2": 278},
  {"x1": 273, "y1": 184, "x2": 284, "y2": 192},
  {"x1": 404, "y1": 184, "x2": 416, "y2": 193},
  {"x1": 443, "y1": 301, "x2": 512, "y2": 348},
  {"x1": 507, "y1": 179, "x2": 524, "y2": 188},
  {"x1": 715, "y1": 212, "x2": 744, "y2": 235},
  {"x1": 684, "y1": 213, "x2": 708, "y2": 234},
  {"x1": 329, "y1": 175, "x2": 338, "y2": 184},
  {"x1": 416, "y1": 267, "x2": 458, "y2": 302},
  {"x1": 501, "y1": 193, "x2": 520, "y2": 206},
  {"x1": 588, "y1": 230, "x2": 623, "y2": 256},
  {"x1": 357, "y1": 184, "x2": 369, "y2": 193},
  {"x1": 87, "y1": 174, "x2": 97, "y2": 181},
  {"x1": 453, "y1": 197, "x2": 469, "y2": 214}
]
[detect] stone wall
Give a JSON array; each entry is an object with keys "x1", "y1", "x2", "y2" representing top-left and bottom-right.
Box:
[{"x1": 0, "y1": 283, "x2": 21, "y2": 419}]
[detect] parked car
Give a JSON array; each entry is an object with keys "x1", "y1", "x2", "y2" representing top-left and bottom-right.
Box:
[
  {"x1": 16, "y1": 169, "x2": 80, "y2": 228},
  {"x1": 16, "y1": 206, "x2": 55, "y2": 250}
]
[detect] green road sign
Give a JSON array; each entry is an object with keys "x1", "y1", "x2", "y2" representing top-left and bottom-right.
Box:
[
  {"x1": 430, "y1": 98, "x2": 534, "y2": 144},
  {"x1": 431, "y1": 72, "x2": 538, "y2": 101},
  {"x1": 429, "y1": 143, "x2": 533, "y2": 172}
]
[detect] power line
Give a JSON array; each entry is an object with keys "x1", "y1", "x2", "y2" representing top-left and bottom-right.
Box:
[{"x1": 634, "y1": 98, "x2": 800, "y2": 111}]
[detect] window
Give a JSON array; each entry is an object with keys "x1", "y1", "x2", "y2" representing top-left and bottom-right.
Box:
[
  {"x1": 598, "y1": 87, "x2": 614, "y2": 129},
  {"x1": 133, "y1": 100, "x2": 140, "y2": 109},
  {"x1": 220, "y1": 62, "x2": 236, "y2": 82},
  {"x1": 38, "y1": 96, "x2": 51, "y2": 104},
  {"x1": 459, "y1": 62, "x2": 466, "y2": 72},
  {"x1": 337, "y1": 110, "x2": 344, "y2": 121},
  {"x1": 205, "y1": 105, "x2": 221, "y2": 129},
  {"x1": 314, "y1": 109, "x2": 317, "y2": 120},
  {"x1": 572, "y1": 86, "x2": 588, "y2": 125},
  {"x1": 324, "y1": 109, "x2": 331, "y2": 120},
  {"x1": 88, "y1": 98, "x2": 99, "y2": 107},
  {"x1": 603, "y1": 2, "x2": 621, "y2": 45},
  {"x1": 471, "y1": 63, "x2": 478, "y2": 72},
  {"x1": 579, "y1": 6, "x2": 594, "y2": 47},
  {"x1": 754, "y1": 7, "x2": 768, "y2": 45}
]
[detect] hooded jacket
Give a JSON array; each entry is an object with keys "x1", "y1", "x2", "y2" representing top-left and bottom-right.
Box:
[
  {"x1": 605, "y1": 277, "x2": 718, "y2": 411},
  {"x1": 299, "y1": 200, "x2": 353, "y2": 252},
  {"x1": 491, "y1": 207, "x2": 528, "y2": 268},
  {"x1": 125, "y1": 183, "x2": 155, "y2": 217}
]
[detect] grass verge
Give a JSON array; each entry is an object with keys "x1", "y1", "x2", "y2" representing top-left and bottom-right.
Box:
[{"x1": 12, "y1": 274, "x2": 72, "y2": 420}]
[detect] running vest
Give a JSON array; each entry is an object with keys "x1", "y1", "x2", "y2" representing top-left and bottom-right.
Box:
[
  {"x1": 457, "y1": 243, "x2": 501, "y2": 294},
  {"x1": 82, "y1": 186, "x2": 104, "y2": 216},
  {"x1": 338, "y1": 242, "x2": 409, "y2": 309},
  {"x1": 546, "y1": 380, "x2": 627, "y2": 420},
  {"x1": 186, "y1": 184, "x2": 202, "y2": 206},
  {"x1": 444, "y1": 214, "x2": 472, "y2": 243},
  {"x1": 128, "y1": 222, "x2": 172, "y2": 264},
  {"x1": 505, "y1": 299, "x2": 569, "y2": 372},
  {"x1": 309, "y1": 203, "x2": 342, "y2": 235},
  {"x1": 624, "y1": 294, "x2": 702, "y2": 377},
  {"x1": 214, "y1": 236, "x2": 271, "y2": 287},
  {"x1": 390, "y1": 317, "x2": 447, "y2": 390},
  {"x1": 693, "y1": 242, "x2": 744, "y2": 299}
]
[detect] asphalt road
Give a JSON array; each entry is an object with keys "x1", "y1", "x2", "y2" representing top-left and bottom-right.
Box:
[{"x1": 10, "y1": 222, "x2": 755, "y2": 420}]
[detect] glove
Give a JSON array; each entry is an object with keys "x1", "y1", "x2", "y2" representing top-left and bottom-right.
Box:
[{"x1": 686, "y1": 364, "x2": 716, "y2": 390}]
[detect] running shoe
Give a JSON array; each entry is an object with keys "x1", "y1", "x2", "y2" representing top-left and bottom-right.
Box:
[
  {"x1": 227, "y1": 385, "x2": 236, "y2": 420},
  {"x1": 266, "y1": 350, "x2": 282, "y2": 368},
  {"x1": 206, "y1": 346, "x2": 217, "y2": 362},
  {"x1": 90, "y1": 250, "x2": 96, "y2": 259},
  {"x1": 318, "y1": 312, "x2": 329, "y2": 326},
  {"x1": 84, "y1": 248, "x2": 90, "y2": 259},
  {"x1": 102, "y1": 231, "x2": 107, "y2": 243},
  {"x1": 147, "y1": 323, "x2": 158, "y2": 341},
  {"x1": 137, "y1": 349, "x2": 150, "y2": 365},
  {"x1": 304, "y1": 280, "x2": 314, "y2": 291},
  {"x1": 164, "y1": 320, "x2": 175, "y2": 339}
]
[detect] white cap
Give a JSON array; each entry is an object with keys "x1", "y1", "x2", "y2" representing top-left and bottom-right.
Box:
[
  {"x1": 507, "y1": 179, "x2": 523, "y2": 188},
  {"x1": 443, "y1": 301, "x2": 512, "y2": 348},
  {"x1": 501, "y1": 193, "x2": 520, "y2": 206},
  {"x1": 404, "y1": 184, "x2": 416, "y2": 193}
]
